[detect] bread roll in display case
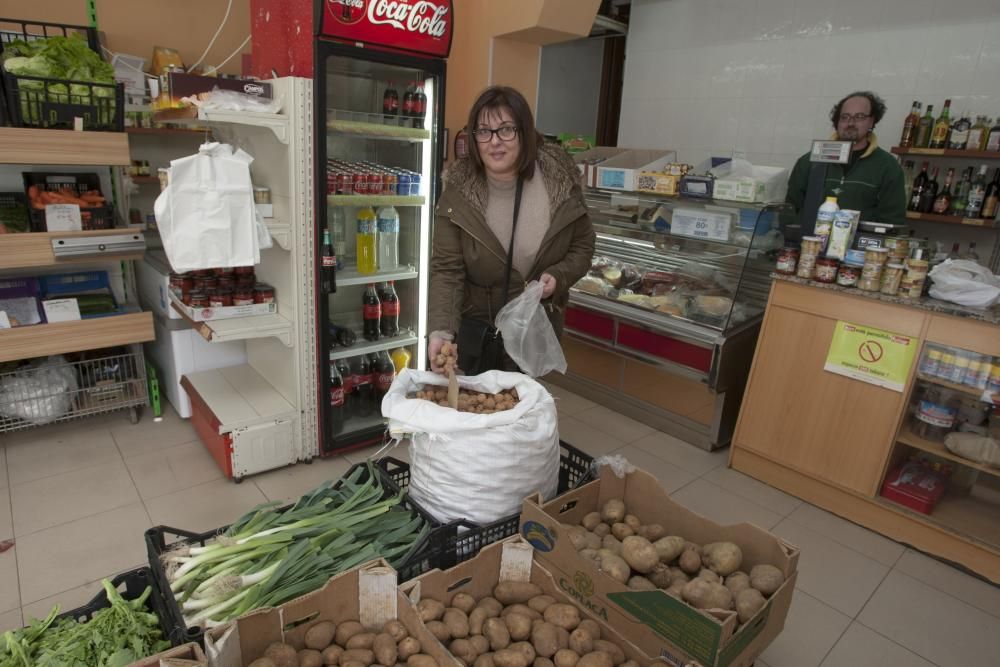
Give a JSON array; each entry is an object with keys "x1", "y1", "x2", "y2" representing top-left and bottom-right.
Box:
[{"x1": 552, "y1": 188, "x2": 794, "y2": 450}]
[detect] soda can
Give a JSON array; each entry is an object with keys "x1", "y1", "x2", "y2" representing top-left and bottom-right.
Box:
[
  {"x1": 353, "y1": 172, "x2": 367, "y2": 195},
  {"x1": 336, "y1": 172, "x2": 350, "y2": 195},
  {"x1": 367, "y1": 172, "x2": 383, "y2": 195},
  {"x1": 384, "y1": 173, "x2": 398, "y2": 195},
  {"x1": 408, "y1": 173, "x2": 421, "y2": 196},
  {"x1": 397, "y1": 173, "x2": 411, "y2": 196}
]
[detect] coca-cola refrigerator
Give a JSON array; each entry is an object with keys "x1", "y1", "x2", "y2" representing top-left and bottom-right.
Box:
[{"x1": 314, "y1": 0, "x2": 452, "y2": 454}]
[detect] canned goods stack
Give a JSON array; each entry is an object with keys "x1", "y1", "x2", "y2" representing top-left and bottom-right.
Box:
[
  {"x1": 169, "y1": 267, "x2": 276, "y2": 309},
  {"x1": 326, "y1": 160, "x2": 421, "y2": 196}
]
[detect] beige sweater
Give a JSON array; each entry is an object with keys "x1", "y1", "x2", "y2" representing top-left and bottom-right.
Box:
[{"x1": 485, "y1": 168, "x2": 550, "y2": 278}]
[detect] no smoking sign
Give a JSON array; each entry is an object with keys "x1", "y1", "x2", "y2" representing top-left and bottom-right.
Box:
[{"x1": 858, "y1": 340, "x2": 883, "y2": 363}]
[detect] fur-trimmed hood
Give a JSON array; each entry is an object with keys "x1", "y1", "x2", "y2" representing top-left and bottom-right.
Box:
[{"x1": 442, "y1": 141, "x2": 581, "y2": 216}]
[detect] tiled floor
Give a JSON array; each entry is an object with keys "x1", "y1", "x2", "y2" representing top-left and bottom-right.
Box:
[{"x1": 1, "y1": 386, "x2": 998, "y2": 667}]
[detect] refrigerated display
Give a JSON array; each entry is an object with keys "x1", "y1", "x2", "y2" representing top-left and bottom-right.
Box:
[{"x1": 314, "y1": 1, "x2": 452, "y2": 455}]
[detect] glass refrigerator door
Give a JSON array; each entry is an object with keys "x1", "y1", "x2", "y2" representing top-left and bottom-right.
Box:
[{"x1": 318, "y1": 45, "x2": 443, "y2": 454}]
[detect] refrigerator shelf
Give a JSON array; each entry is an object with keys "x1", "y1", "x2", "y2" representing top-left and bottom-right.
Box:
[
  {"x1": 338, "y1": 265, "x2": 419, "y2": 286},
  {"x1": 327, "y1": 194, "x2": 426, "y2": 207},
  {"x1": 329, "y1": 330, "x2": 418, "y2": 360},
  {"x1": 327, "y1": 119, "x2": 430, "y2": 142}
]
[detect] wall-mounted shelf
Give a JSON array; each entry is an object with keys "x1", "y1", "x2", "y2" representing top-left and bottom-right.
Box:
[
  {"x1": 915, "y1": 373, "x2": 996, "y2": 405},
  {"x1": 265, "y1": 220, "x2": 292, "y2": 250},
  {"x1": 0, "y1": 312, "x2": 154, "y2": 363},
  {"x1": 0, "y1": 229, "x2": 146, "y2": 270},
  {"x1": 905, "y1": 211, "x2": 997, "y2": 228},
  {"x1": 154, "y1": 108, "x2": 289, "y2": 144},
  {"x1": 126, "y1": 127, "x2": 204, "y2": 136},
  {"x1": 0, "y1": 127, "x2": 131, "y2": 166},
  {"x1": 897, "y1": 426, "x2": 1000, "y2": 477},
  {"x1": 171, "y1": 302, "x2": 294, "y2": 346},
  {"x1": 326, "y1": 194, "x2": 425, "y2": 207},
  {"x1": 892, "y1": 146, "x2": 1000, "y2": 160}
]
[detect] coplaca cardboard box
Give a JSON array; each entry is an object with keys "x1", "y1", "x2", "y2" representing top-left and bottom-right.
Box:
[
  {"x1": 204, "y1": 560, "x2": 455, "y2": 667},
  {"x1": 596, "y1": 150, "x2": 678, "y2": 192},
  {"x1": 519, "y1": 467, "x2": 799, "y2": 667},
  {"x1": 401, "y1": 537, "x2": 673, "y2": 667},
  {"x1": 127, "y1": 642, "x2": 206, "y2": 666},
  {"x1": 574, "y1": 147, "x2": 630, "y2": 188},
  {"x1": 711, "y1": 166, "x2": 788, "y2": 204}
]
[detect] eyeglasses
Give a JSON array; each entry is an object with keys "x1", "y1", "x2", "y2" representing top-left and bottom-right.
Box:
[
  {"x1": 838, "y1": 113, "x2": 872, "y2": 123},
  {"x1": 473, "y1": 125, "x2": 519, "y2": 142}
]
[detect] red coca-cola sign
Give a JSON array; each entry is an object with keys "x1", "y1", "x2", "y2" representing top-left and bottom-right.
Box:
[{"x1": 321, "y1": 0, "x2": 453, "y2": 58}]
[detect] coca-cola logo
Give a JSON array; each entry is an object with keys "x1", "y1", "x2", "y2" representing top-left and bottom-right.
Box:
[
  {"x1": 329, "y1": 0, "x2": 366, "y2": 25},
  {"x1": 330, "y1": 388, "x2": 345, "y2": 407},
  {"x1": 368, "y1": 0, "x2": 449, "y2": 38},
  {"x1": 376, "y1": 372, "x2": 394, "y2": 390}
]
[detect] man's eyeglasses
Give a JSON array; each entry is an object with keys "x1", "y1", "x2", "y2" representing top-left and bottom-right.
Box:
[
  {"x1": 473, "y1": 125, "x2": 519, "y2": 142},
  {"x1": 838, "y1": 113, "x2": 871, "y2": 123}
]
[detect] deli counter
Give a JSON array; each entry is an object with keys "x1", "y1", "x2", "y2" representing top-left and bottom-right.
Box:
[{"x1": 550, "y1": 188, "x2": 795, "y2": 450}]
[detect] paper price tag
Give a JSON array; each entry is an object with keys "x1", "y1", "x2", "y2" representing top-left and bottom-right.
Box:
[
  {"x1": 42, "y1": 298, "x2": 82, "y2": 323},
  {"x1": 44, "y1": 204, "x2": 83, "y2": 231},
  {"x1": 671, "y1": 208, "x2": 732, "y2": 242}
]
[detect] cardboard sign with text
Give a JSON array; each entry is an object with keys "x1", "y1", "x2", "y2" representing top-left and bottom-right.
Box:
[
  {"x1": 824, "y1": 320, "x2": 917, "y2": 392},
  {"x1": 519, "y1": 467, "x2": 799, "y2": 667}
]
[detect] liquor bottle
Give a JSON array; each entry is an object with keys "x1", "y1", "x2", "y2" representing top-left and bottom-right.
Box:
[
  {"x1": 967, "y1": 116, "x2": 989, "y2": 151},
  {"x1": 981, "y1": 167, "x2": 1000, "y2": 219},
  {"x1": 330, "y1": 362, "x2": 345, "y2": 434},
  {"x1": 383, "y1": 81, "x2": 399, "y2": 117},
  {"x1": 965, "y1": 165, "x2": 989, "y2": 217},
  {"x1": 900, "y1": 101, "x2": 921, "y2": 147},
  {"x1": 929, "y1": 99, "x2": 952, "y2": 149},
  {"x1": 321, "y1": 229, "x2": 337, "y2": 293},
  {"x1": 949, "y1": 112, "x2": 971, "y2": 150},
  {"x1": 902, "y1": 160, "x2": 916, "y2": 204},
  {"x1": 949, "y1": 167, "x2": 973, "y2": 216},
  {"x1": 918, "y1": 166, "x2": 939, "y2": 213},
  {"x1": 363, "y1": 283, "x2": 381, "y2": 342},
  {"x1": 932, "y1": 168, "x2": 955, "y2": 214},
  {"x1": 379, "y1": 281, "x2": 400, "y2": 338},
  {"x1": 916, "y1": 104, "x2": 935, "y2": 148},
  {"x1": 908, "y1": 162, "x2": 930, "y2": 211},
  {"x1": 987, "y1": 117, "x2": 1000, "y2": 151}
]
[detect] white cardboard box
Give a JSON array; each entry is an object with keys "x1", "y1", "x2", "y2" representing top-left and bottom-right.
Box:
[
  {"x1": 596, "y1": 149, "x2": 678, "y2": 191},
  {"x1": 574, "y1": 146, "x2": 631, "y2": 188},
  {"x1": 169, "y1": 293, "x2": 276, "y2": 322},
  {"x1": 713, "y1": 165, "x2": 789, "y2": 203}
]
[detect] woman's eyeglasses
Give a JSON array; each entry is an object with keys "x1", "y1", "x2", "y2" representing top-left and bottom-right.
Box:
[{"x1": 473, "y1": 125, "x2": 519, "y2": 142}]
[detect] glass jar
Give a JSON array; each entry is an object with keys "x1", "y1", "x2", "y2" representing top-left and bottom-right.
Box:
[
  {"x1": 209, "y1": 289, "x2": 233, "y2": 307},
  {"x1": 880, "y1": 262, "x2": 905, "y2": 295},
  {"x1": 858, "y1": 261, "x2": 883, "y2": 291},
  {"x1": 233, "y1": 287, "x2": 255, "y2": 306},
  {"x1": 800, "y1": 235, "x2": 824, "y2": 256},
  {"x1": 775, "y1": 246, "x2": 799, "y2": 275},
  {"x1": 918, "y1": 348, "x2": 942, "y2": 377},
  {"x1": 815, "y1": 258, "x2": 839, "y2": 283},
  {"x1": 836, "y1": 263, "x2": 861, "y2": 287},
  {"x1": 193, "y1": 275, "x2": 218, "y2": 293},
  {"x1": 912, "y1": 386, "x2": 960, "y2": 442},
  {"x1": 214, "y1": 267, "x2": 235, "y2": 278},
  {"x1": 253, "y1": 283, "x2": 276, "y2": 304},
  {"x1": 253, "y1": 186, "x2": 271, "y2": 205},
  {"x1": 168, "y1": 273, "x2": 184, "y2": 299},
  {"x1": 796, "y1": 253, "x2": 817, "y2": 279},
  {"x1": 864, "y1": 247, "x2": 889, "y2": 266},
  {"x1": 188, "y1": 291, "x2": 209, "y2": 308},
  {"x1": 234, "y1": 266, "x2": 255, "y2": 276}
]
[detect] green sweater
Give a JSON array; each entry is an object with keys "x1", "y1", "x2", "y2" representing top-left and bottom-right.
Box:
[{"x1": 786, "y1": 136, "x2": 907, "y2": 225}]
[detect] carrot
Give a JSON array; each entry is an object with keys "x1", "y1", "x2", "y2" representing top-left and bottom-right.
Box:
[{"x1": 27, "y1": 185, "x2": 40, "y2": 203}]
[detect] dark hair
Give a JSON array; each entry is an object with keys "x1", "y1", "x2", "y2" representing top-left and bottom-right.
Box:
[
  {"x1": 467, "y1": 86, "x2": 542, "y2": 180},
  {"x1": 830, "y1": 91, "x2": 887, "y2": 127}
]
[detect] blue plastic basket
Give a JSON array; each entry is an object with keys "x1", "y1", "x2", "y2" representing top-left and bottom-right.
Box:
[{"x1": 40, "y1": 271, "x2": 121, "y2": 319}]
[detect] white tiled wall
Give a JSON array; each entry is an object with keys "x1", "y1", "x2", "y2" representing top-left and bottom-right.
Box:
[{"x1": 618, "y1": 0, "x2": 1000, "y2": 170}]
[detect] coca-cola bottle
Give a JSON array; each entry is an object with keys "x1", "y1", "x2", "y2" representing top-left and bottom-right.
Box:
[
  {"x1": 321, "y1": 229, "x2": 337, "y2": 293},
  {"x1": 363, "y1": 283, "x2": 381, "y2": 341},
  {"x1": 336, "y1": 357, "x2": 353, "y2": 419},
  {"x1": 379, "y1": 281, "x2": 400, "y2": 338},
  {"x1": 413, "y1": 84, "x2": 427, "y2": 129},
  {"x1": 373, "y1": 351, "x2": 395, "y2": 411},
  {"x1": 402, "y1": 83, "x2": 416, "y2": 122},
  {"x1": 383, "y1": 81, "x2": 399, "y2": 117},
  {"x1": 329, "y1": 362, "x2": 345, "y2": 434},
  {"x1": 355, "y1": 354, "x2": 374, "y2": 417}
]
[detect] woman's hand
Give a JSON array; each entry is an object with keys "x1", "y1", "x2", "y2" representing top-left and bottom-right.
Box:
[
  {"x1": 428, "y1": 332, "x2": 455, "y2": 374},
  {"x1": 539, "y1": 273, "x2": 557, "y2": 298}
]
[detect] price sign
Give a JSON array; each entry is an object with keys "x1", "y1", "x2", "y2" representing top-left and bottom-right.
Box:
[
  {"x1": 44, "y1": 204, "x2": 83, "y2": 231},
  {"x1": 42, "y1": 298, "x2": 82, "y2": 323},
  {"x1": 670, "y1": 208, "x2": 732, "y2": 242}
]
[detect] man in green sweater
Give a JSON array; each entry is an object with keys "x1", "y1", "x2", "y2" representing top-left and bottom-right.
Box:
[{"x1": 786, "y1": 91, "x2": 907, "y2": 225}]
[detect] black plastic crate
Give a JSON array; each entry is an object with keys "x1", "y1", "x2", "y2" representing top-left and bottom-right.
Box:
[
  {"x1": 51, "y1": 568, "x2": 170, "y2": 631},
  {"x1": 23, "y1": 172, "x2": 115, "y2": 231},
  {"x1": 145, "y1": 462, "x2": 444, "y2": 647},
  {"x1": 0, "y1": 191, "x2": 30, "y2": 233},
  {"x1": 377, "y1": 440, "x2": 595, "y2": 569}
]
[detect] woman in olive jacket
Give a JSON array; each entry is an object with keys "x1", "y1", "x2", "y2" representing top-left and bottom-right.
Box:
[{"x1": 428, "y1": 86, "x2": 595, "y2": 372}]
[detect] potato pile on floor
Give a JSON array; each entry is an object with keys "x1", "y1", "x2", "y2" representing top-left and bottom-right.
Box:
[
  {"x1": 408, "y1": 387, "x2": 520, "y2": 413},
  {"x1": 417, "y1": 582, "x2": 640, "y2": 667},
  {"x1": 249, "y1": 618, "x2": 437, "y2": 667},
  {"x1": 566, "y1": 499, "x2": 785, "y2": 625}
]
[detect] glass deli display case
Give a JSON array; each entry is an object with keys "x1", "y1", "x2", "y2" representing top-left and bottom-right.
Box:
[{"x1": 556, "y1": 188, "x2": 796, "y2": 449}]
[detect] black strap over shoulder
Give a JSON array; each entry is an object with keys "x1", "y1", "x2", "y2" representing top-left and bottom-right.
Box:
[{"x1": 500, "y1": 177, "x2": 524, "y2": 308}]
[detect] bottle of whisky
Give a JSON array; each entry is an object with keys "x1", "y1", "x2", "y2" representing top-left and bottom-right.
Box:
[{"x1": 929, "y1": 99, "x2": 952, "y2": 149}]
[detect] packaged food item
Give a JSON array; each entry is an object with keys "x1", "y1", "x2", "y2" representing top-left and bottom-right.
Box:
[
  {"x1": 209, "y1": 289, "x2": 233, "y2": 307},
  {"x1": 913, "y1": 386, "x2": 960, "y2": 441},
  {"x1": 815, "y1": 257, "x2": 839, "y2": 283},
  {"x1": 836, "y1": 263, "x2": 861, "y2": 287},
  {"x1": 864, "y1": 247, "x2": 889, "y2": 265},
  {"x1": 233, "y1": 287, "x2": 254, "y2": 306},
  {"x1": 826, "y1": 209, "x2": 860, "y2": 260},
  {"x1": 814, "y1": 196, "x2": 839, "y2": 252},
  {"x1": 253, "y1": 283, "x2": 276, "y2": 304},
  {"x1": 253, "y1": 186, "x2": 271, "y2": 205},
  {"x1": 800, "y1": 235, "x2": 824, "y2": 256},
  {"x1": 880, "y1": 262, "x2": 905, "y2": 295},
  {"x1": 775, "y1": 246, "x2": 799, "y2": 274},
  {"x1": 188, "y1": 291, "x2": 208, "y2": 308},
  {"x1": 796, "y1": 253, "x2": 817, "y2": 279},
  {"x1": 918, "y1": 348, "x2": 942, "y2": 376},
  {"x1": 901, "y1": 257, "x2": 928, "y2": 298},
  {"x1": 845, "y1": 248, "x2": 866, "y2": 265}
]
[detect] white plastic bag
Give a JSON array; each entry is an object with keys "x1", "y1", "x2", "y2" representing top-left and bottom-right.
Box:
[
  {"x1": 382, "y1": 369, "x2": 559, "y2": 525},
  {"x1": 928, "y1": 259, "x2": 1000, "y2": 308},
  {"x1": 495, "y1": 280, "x2": 567, "y2": 377},
  {"x1": 0, "y1": 356, "x2": 77, "y2": 424}
]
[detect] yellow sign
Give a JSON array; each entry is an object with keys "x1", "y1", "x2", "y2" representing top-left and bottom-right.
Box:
[{"x1": 824, "y1": 320, "x2": 917, "y2": 392}]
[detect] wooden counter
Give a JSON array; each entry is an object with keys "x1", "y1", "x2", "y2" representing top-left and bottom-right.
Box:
[{"x1": 731, "y1": 277, "x2": 1000, "y2": 582}]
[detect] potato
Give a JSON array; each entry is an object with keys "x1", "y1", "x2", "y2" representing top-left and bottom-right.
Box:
[
  {"x1": 542, "y1": 603, "x2": 581, "y2": 631},
  {"x1": 724, "y1": 572, "x2": 751, "y2": 597},
  {"x1": 493, "y1": 648, "x2": 530, "y2": 667},
  {"x1": 510, "y1": 641, "x2": 536, "y2": 665},
  {"x1": 566, "y1": 525, "x2": 589, "y2": 551},
  {"x1": 553, "y1": 649, "x2": 580, "y2": 667},
  {"x1": 592, "y1": 524, "x2": 611, "y2": 538},
  {"x1": 335, "y1": 622, "x2": 366, "y2": 648},
  {"x1": 300, "y1": 649, "x2": 324, "y2": 667},
  {"x1": 502, "y1": 604, "x2": 541, "y2": 621},
  {"x1": 581, "y1": 512, "x2": 602, "y2": 531},
  {"x1": 469, "y1": 607, "x2": 491, "y2": 635},
  {"x1": 668, "y1": 567, "x2": 689, "y2": 584},
  {"x1": 592, "y1": 641, "x2": 624, "y2": 666},
  {"x1": 600, "y1": 535, "x2": 622, "y2": 556},
  {"x1": 681, "y1": 579, "x2": 733, "y2": 610},
  {"x1": 445, "y1": 608, "x2": 471, "y2": 639},
  {"x1": 576, "y1": 653, "x2": 613, "y2": 667},
  {"x1": 535, "y1": 659, "x2": 555, "y2": 667},
  {"x1": 485, "y1": 617, "x2": 512, "y2": 651},
  {"x1": 452, "y1": 593, "x2": 478, "y2": 614},
  {"x1": 647, "y1": 563, "x2": 672, "y2": 589},
  {"x1": 749, "y1": 564, "x2": 784, "y2": 596},
  {"x1": 640, "y1": 524, "x2": 666, "y2": 542},
  {"x1": 578, "y1": 549, "x2": 600, "y2": 565},
  {"x1": 473, "y1": 655, "x2": 495, "y2": 667},
  {"x1": 626, "y1": 575, "x2": 656, "y2": 591},
  {"x1": 620, "y1": 661, "x2": 639, "y2": 667},
  {"x1": 341, "y1": 661, "x2": 366, "y2": 667},
  {"x1": 600, "y1": 499, "x2": 626, "y2": 524},
  {"x1": 407, "y1": 656, "x2": 438, "y2": 667},
  {"x1": 701, "y1": 542, "x2": 743, "y2": 576},
  {"x1": 266, "y1": 643, "x2": 298, "y2": 667},
  {"x1": 576, "y1": 620, "x2": 601, "y2": 641},
  {"x1": 418, "y1": 599, "x2": 446, "y2": 622},
  {"x1": 451, "y1": 639, "x2": 479, "y2": 665},
  {"x1": 343, "y1": 649, "x2": 375, "y2": 666},
  {"x1": 736, "y1": 588, "x2": 766, "y2": 624},
  {"x1": 495, "y1": 582, "x2": 543, "y2": 605},
  {"x1": 555, "y1": 627, "x2": 570, "y2": 651},
  {"x1": 426, "y1": 620, "x2": 451, "y2": 643},
  {"x1": 470, "y1": 635, "x2": 490, "y2": 655},
  {"x1": 321, "y1": 645, "x2": 344, "y2": 666},
  {"x1": 583, "y1": 532, "x2": 602, "y2": 551},
  {"x1": 373, "y1": 633, "x2": 398, "y2": 666},
  {"x1": 531, "y1": 622, "x2": 560, "y2": 658},
  {"x1": 678, "y1": 549, "x2": 702, "y2": 575},
  {"x1": 621, "y1": 536, "x2": 658, "y2": 574},
  {"x1": 347, "y1": 633, "x2": 376, "y2": 650},
  {"x1": 610, "y1": 523, "x2": 634, "y2": 541},
  {"x1": 683, "y1": 541, "x2": 701, "y2": 553},
  {"x1": 249, "y1": 659, "x2": 277, "y2": 667},
  {"x1": 305, "y1": 620, "x2": 338, "y2": 650},
  {"x1": 568, "y1": 628, "x2": 593, "y2": 656},
  {"x1": 527, "y1": 595, "x2": 556, "y2": 614},
  {"x1": 397, "y1": 638, "x2": 421, "y2": 661},
  {"x1": 505, "y1": 612, "x2": 533, "y2": 642},
  {"x1": 477, "y1": 598, "x2": 504, "y2": 616},
  {"x1": 665, "y1": 580, "x2": 686, "y2": 598},
  {"x1": 652, "y1": 536, "x2": 685, "y2": 563},
  {"x1": 697, "y1": 569, "x2": 721, "y2": 584}
]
